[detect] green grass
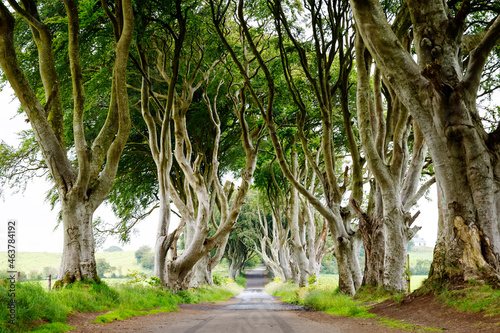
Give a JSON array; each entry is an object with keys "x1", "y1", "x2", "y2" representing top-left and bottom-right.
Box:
[
  {"x1": 29, "y1": 323, "x2": 75, "y2": 333},
  {"x1": 318, "y1": 274, "x2": 339, "y2": 286},
  {"x1": 0, "y1": 280, "x2": 116, "y2": 333},
  {"x1": 94, "y1": 282, "x2": 242, "y2": 323},
  {"x1": 407, "y1": 251, "x2": 433, "y2": 266},
  {"x1": 306, "y1": 287, "x2": 374, "y2": 318},
  {"x1": 410, "y1": 275, "x2": 428, "y2": 292},
  {"x1": 266, "y1": 277, "x2": 443, "y2": 332},
  {"x1": 234, "y1": 275, "x2": 246, "y2": 288},
  {"x1": 430, "y1": 282, "x2": 500, "y2": 316},
  {"x1": 316, "y1": 274, "x2": 427, "y2": 292},
  {"x1": 0, "y1": 251, "x2": 144, "y2": 280},
  {"x1": 265, "y1": 279, "x2": 373, "y2": 318},
  {"x1": 378, "y1": 317, "x2": 443, "y2": 332},
  {"x1": 0, "y1": 277, "x2": 242, "y2": 333}
]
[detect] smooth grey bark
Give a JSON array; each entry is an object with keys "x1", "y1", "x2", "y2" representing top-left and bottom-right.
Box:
[
  {"x1": 212, "y1": 0, "x2": 362, "y2": 294},
  {"x1": 288, "y1": 149, "x2": 310, "y2": 286},
  {"x1": 135, "y1": 17, "x2": 181, "y2": 283},
  {"x1": 189, "y1": 233, "x2": 229, "y2": 287},
  {"x1": 354, "y1": 32, "x2": 438, "y2": 291},
  {"x1": 353, "y1": 35, "x2": 434, "y2": 291},
  {"x1": 266, "y1": 0, "x2": 365, "y2": 294},
  {"x1": 0, "y1": 0, "x2": 133, "y2": 285},
  {"x1": 350, "y1": 0, "x2": 500, "y2": 285},
  {"x1": 255, "y1": 201, "x2": 294, "y2": 281},
  {"x1": 301, "y1": 199, "x2": 332, "y2": 279},
  {"x1": 162, "y1": 66, "x2": 262, "y2": 291}
]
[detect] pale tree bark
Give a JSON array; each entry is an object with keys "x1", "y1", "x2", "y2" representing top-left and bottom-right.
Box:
[
  {"x1": 353, "y1": 36, "x2": 436, "y2": 291},
  {"x1": 300, "y1": 199, "x2": 333, "y2": 279},
  {"x1": 283, "y1": 148, "x2": 310, "y2": 286},
  {"x1": 350, "y1": 0, "x2": 500, "y2": 286},
  {"x1": 133, "y1": 2, "x2": 187, "y2": 282},
  {"x1": 288, "y1": 145, "x2": 336, "y2": 285},
  {"x1": 0, "y1": 0, "x2": 133, "y2": 286},
  {"x1": 254, "y1": 201, "x2": 292, "y2": 281},
  {"x1": 214, "y1": 0, "x2": 362, "y2": 290},
  {"x1": 161, "y1": 53, "x2": 263, "y2": 290},
  {"x1": 133, "y1": 1, "x2": 234, "y2": 287},
  {"x1": 298, "y1": 148, "x2": 336, "y2": 279},
  {"x1": 226, "y1": 240, "x2": 255, "y2": 280},
  {"x1": 264, "y1": 0, "x2": 364, "y2": 294}
]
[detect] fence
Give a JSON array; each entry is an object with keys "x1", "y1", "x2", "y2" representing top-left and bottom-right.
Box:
[{"x1": 13, "y1": 272, "x2": 53, "y2": 291}]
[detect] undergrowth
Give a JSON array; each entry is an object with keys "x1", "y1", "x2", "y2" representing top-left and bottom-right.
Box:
[
  {"x1": 0, "y1": 277, "x2": 242, "y2": 333},
  {"x1": 265, "y1": 281, "x2": 374, "y2": 318},
  {"x1": 378, "y1": 317, "x2": 442, "y2": 332},
  {"x1": 266, "y1": 280, "x2": 443, "y2": 332},
  {"x1": 421, "y1": 280, "x2": 500, "y2": 317}
]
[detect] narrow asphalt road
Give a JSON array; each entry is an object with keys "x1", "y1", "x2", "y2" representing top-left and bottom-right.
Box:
[{"x1": 73, "y1": 268, "x2": 393, "y2": 332}]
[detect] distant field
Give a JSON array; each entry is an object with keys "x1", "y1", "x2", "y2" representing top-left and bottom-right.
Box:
[
  {"x1": 407, "y1": 250, "x2": 433, "y2": 266},
  {"x1": 0, "y1": 249, "x2": 433, "y2": 287},
  {"x1": 318, "y1": 274, "x2": 427, "y2": 292},
  {"x1": 0, "y1": 251, "x2": 145, "y2": 279}
]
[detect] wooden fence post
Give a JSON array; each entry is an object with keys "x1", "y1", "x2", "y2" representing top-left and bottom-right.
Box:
[
  {"x1": 48, "y1": 275, "x2": 52, "y2": 292},
  {"x1": 407, "y1": 254, "x2": 411, "y2": 293}
]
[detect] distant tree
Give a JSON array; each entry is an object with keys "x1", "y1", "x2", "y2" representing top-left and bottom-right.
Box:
[
  {"x1": 224, "y1": 190, "x2": 261, "y2": 280},
  {"x1": 411, "y1": 260, "x2": 432, "y2": 276},
  {"x1": 28, "y1": 270, "x2": 43, "y2": 281},
  {"x1": 96, "y1": 258, "x2": 116, "y2": 278},
  {"x1": 135, "y1": 246, "x2": 151, "y2": 264},
  {"x1": 139, "y1": 252, "x2": 154, "y2": 271},
  {"x1": 320, "y1": 253, "x2": 339, "y2": 275},
  {"x1": 104, "y1": 246, "x2": 123, "y2": 252},
  {"x1": 43, "y1": 266, "x2": 58, "y2": 279}
]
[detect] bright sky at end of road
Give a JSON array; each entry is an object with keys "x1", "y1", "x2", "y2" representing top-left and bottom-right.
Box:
[{"x1": 1, "y1": 84, "x2": 438, "y2": 253}]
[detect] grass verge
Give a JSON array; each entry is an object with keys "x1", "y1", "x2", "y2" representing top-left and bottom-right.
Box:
[
  {"x1": 265, "y1": 280, "x2": 374, "y2": 318},
  {"x1": 0, "y1": 278, "x2": 242, "y2": 333},
  {"x1": 266, "y1": 279, "x2": 443, "y2": 332},
  {"x1": 421, "y1": 280, "x2": 500, "y2": 317}
]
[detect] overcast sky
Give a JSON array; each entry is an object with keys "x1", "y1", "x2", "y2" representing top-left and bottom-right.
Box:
[
  {"x1": 0, "y1": 85, "x2": 441, "y2": 253},
  {"x1": 0, "y1": 87, "x2": 160, "y2": 253}
]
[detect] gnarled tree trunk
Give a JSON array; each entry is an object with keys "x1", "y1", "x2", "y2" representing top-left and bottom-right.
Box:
[
  {"x1": 350, "y1": 0, "x2": 500, "y2": 287},
  {"x1": 0, "y1": 0, "x2": 133, "y2": 286},
  {"x1": 58, "y1": 195, "x2": 97, "y2": 283}
]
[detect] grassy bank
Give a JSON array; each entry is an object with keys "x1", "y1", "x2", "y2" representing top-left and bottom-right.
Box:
[
  {"x1": 422, "y1": 280, "x2": 500, "y2": 316},
  {"x1": 267, "y1": 276, "x2": 500, "y2": 332},
  {"x1": 0, "y1": 278, "x2": 243, "y2": 333},
  {"x1": 265, "y1": 279, "x2": 374, "y2": 318},
  {"x1": 265, "y1": 279, "x2": 442, "y2": 332},
  {"x1": 0, "y1": 251, "x2": 144, "y2": 281}
]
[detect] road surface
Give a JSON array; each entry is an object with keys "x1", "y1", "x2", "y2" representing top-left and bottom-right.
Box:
[{"x1": 72, "y1": 268, "x2": 393, "y2": 332}]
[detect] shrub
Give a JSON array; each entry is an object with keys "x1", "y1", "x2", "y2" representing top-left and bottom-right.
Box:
[{"x1": 0, "y1": 282, "x2": 69, "y2": 333}]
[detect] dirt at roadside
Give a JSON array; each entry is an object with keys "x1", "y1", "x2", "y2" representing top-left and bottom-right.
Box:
[
  {"x1": 65, "y1": 294, "x2": 500, "y2": 333},
  {"x1": 64, "y1": 270, "x2": 500, "y2": 333},
  {"x1": 369, "y1": 292, "x2": 500, "y2": 332}
]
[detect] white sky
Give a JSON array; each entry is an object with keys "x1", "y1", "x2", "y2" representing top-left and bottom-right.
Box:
[
  {"x1": 0, "y1": 86, "x2": 159, "y2": 253},
  {"x1": 0, "y1": 85, "x2": 439, "y2": 254}
]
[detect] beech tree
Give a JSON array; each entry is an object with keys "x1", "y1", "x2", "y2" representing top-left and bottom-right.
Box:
[
  {"x1": 234, "y1": 0, "x2": 364, "y2": 293},
  {"x1": 345, "y1": 6, "x2": 436, "y2": 291},
  {"x1": 253, "y1": 143, "x2": 333, "y2": 283},
  {"x1": 130, "y1": 1, "x2": 264, "y2": 290},
  {"x1": 254, "y1": 159, "x2": 295, "y2": 281},
  {"x1": 350, "y1": 0, "x2": 500, "y2": 286},
  {"x1": 352, "y1": 46, "x2": 435, "y2": 291},
  {"x1": 224, "y1": 191, "x2": 260, "y2": 280},
  {"x1": 0, "y1": 0, "x2": 133, "y2": 285}
]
